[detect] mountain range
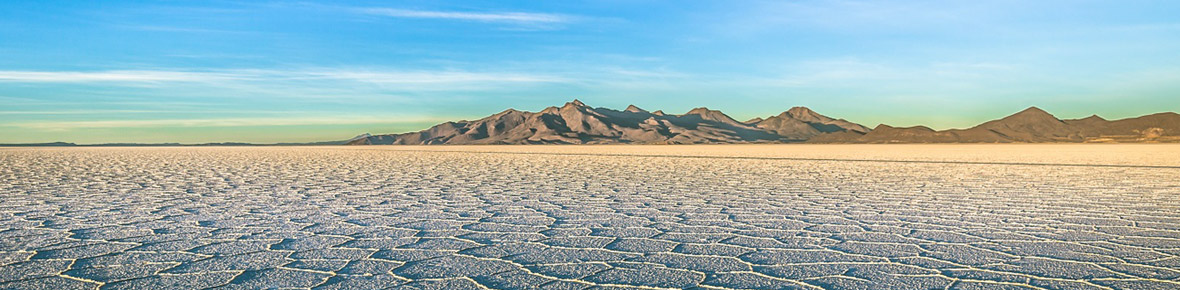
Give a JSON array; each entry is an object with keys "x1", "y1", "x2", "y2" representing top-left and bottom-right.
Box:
[
  {"x1": 6, "y1": 100, "x2": 1175, "y2": 146},
  {"x1": 347, "y1": 100, "x2": 1180, "y2": 145}
]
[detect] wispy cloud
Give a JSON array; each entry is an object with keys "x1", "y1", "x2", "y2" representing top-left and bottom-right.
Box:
[
  {"x1": 296, "y1": 70, "x2": 566, "y2": 84},
  {"x1": 356, "y1": 8, "x2": 569, "y2": 24},
  {"x1": 0, "y1": 70, "x2": 244, "y2": 83},
  {"x1": 0, "y1": 69, "x2": 566, "y2": 85},
  {"x1": 769, "y1": 58, "x2": 1020, "y2": 88},
  {"x1": 0, "y1": 109, "x2": 333, "y2": 115},
  {"x1": 0, "y1": 110, "x2": 172, "y2": 115}
]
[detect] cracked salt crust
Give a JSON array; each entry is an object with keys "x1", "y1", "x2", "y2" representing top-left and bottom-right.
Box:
[{"x1": 0, "y1": 145, "x2": 1177, "y2": 289}]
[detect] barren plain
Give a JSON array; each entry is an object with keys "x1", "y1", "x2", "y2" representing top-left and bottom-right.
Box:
[{"x1": 1, "y1": 145, "x2": 1179, "y2": 290}]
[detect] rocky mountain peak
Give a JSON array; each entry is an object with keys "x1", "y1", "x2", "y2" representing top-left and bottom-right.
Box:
[
  {"x1": 564, "y1": 99, "x2": 588, "y2": 108},
  {"x1": 995, "y1": 106, "x2": 1062, "y2": 125},
  {"x1": 624, "y1": 105, "x2": 647, "y2": 113},
  {"x1": 785, "y1": 106, "x2": 833, "y2": 122},
  {"x1": 786, "y1": 106, "x2": 815, "y2": 115},
  {"x1": 1010, "y1": 106, "x2": 1054, "y2": 118},
  {"x1": 686, "y1": 107, "x2": 714, "y2": 115}
]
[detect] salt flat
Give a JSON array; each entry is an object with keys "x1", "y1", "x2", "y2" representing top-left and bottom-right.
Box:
[{"x1": 1, "y1": 145, "x2": 1178, "y2": 290}]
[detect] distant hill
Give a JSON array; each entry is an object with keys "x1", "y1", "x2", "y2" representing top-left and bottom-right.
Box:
[
  {"x1": 809, "y1": 107, "x2": 1180, "y2": 143},
  {"x1": 0, "y1": 142, "x2": 79, "y2": 147},
  {"x1": 349, "y1": 100, "x2": 867, "y2": 144}
]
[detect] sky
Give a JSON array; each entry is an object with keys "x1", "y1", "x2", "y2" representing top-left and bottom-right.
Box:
[{"x1": 1, "y1": 0, "x2": 1178, "y2": 144}]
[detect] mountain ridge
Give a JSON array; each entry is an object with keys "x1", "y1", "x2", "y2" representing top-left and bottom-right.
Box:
[
  {"x1": 349, "y1": 100, "x2": 866, "y2": 145},
  {"x1": 348, "y1": 101, "x2": 1180, "y2": 145},
  {"x1": 809, "y1": 106, "x2": 1180, "y2": 143}
]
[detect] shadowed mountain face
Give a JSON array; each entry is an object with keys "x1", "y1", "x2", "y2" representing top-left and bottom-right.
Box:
[
  {"x1": 350, "y1": 100, "x2": 867, "y2": 145},
  {"x1": 809, "y1": 107, "x2": 1180, "y2": 143},
  {"x1": 750, "y1": 106, "x2": 872, "y2": 139}
]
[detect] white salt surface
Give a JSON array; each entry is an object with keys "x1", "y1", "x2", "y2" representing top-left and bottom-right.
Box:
[{"x1": 0, "y1": 145, "x2": 1178, "y2": 289}]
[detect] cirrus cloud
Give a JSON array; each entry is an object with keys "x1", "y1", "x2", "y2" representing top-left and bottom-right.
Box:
[{"x1": 0, "y1": 69, "x2": 567, "y2": 85}]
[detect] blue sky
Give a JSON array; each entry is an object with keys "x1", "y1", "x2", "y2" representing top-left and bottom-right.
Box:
[{"x1": 2, "y1": 0, "x2": 1178, "y2": 143}]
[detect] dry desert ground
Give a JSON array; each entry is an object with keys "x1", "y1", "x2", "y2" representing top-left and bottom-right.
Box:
[{"x1": 1, "y1": 145, "x2": 1179, "y2": 289}]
